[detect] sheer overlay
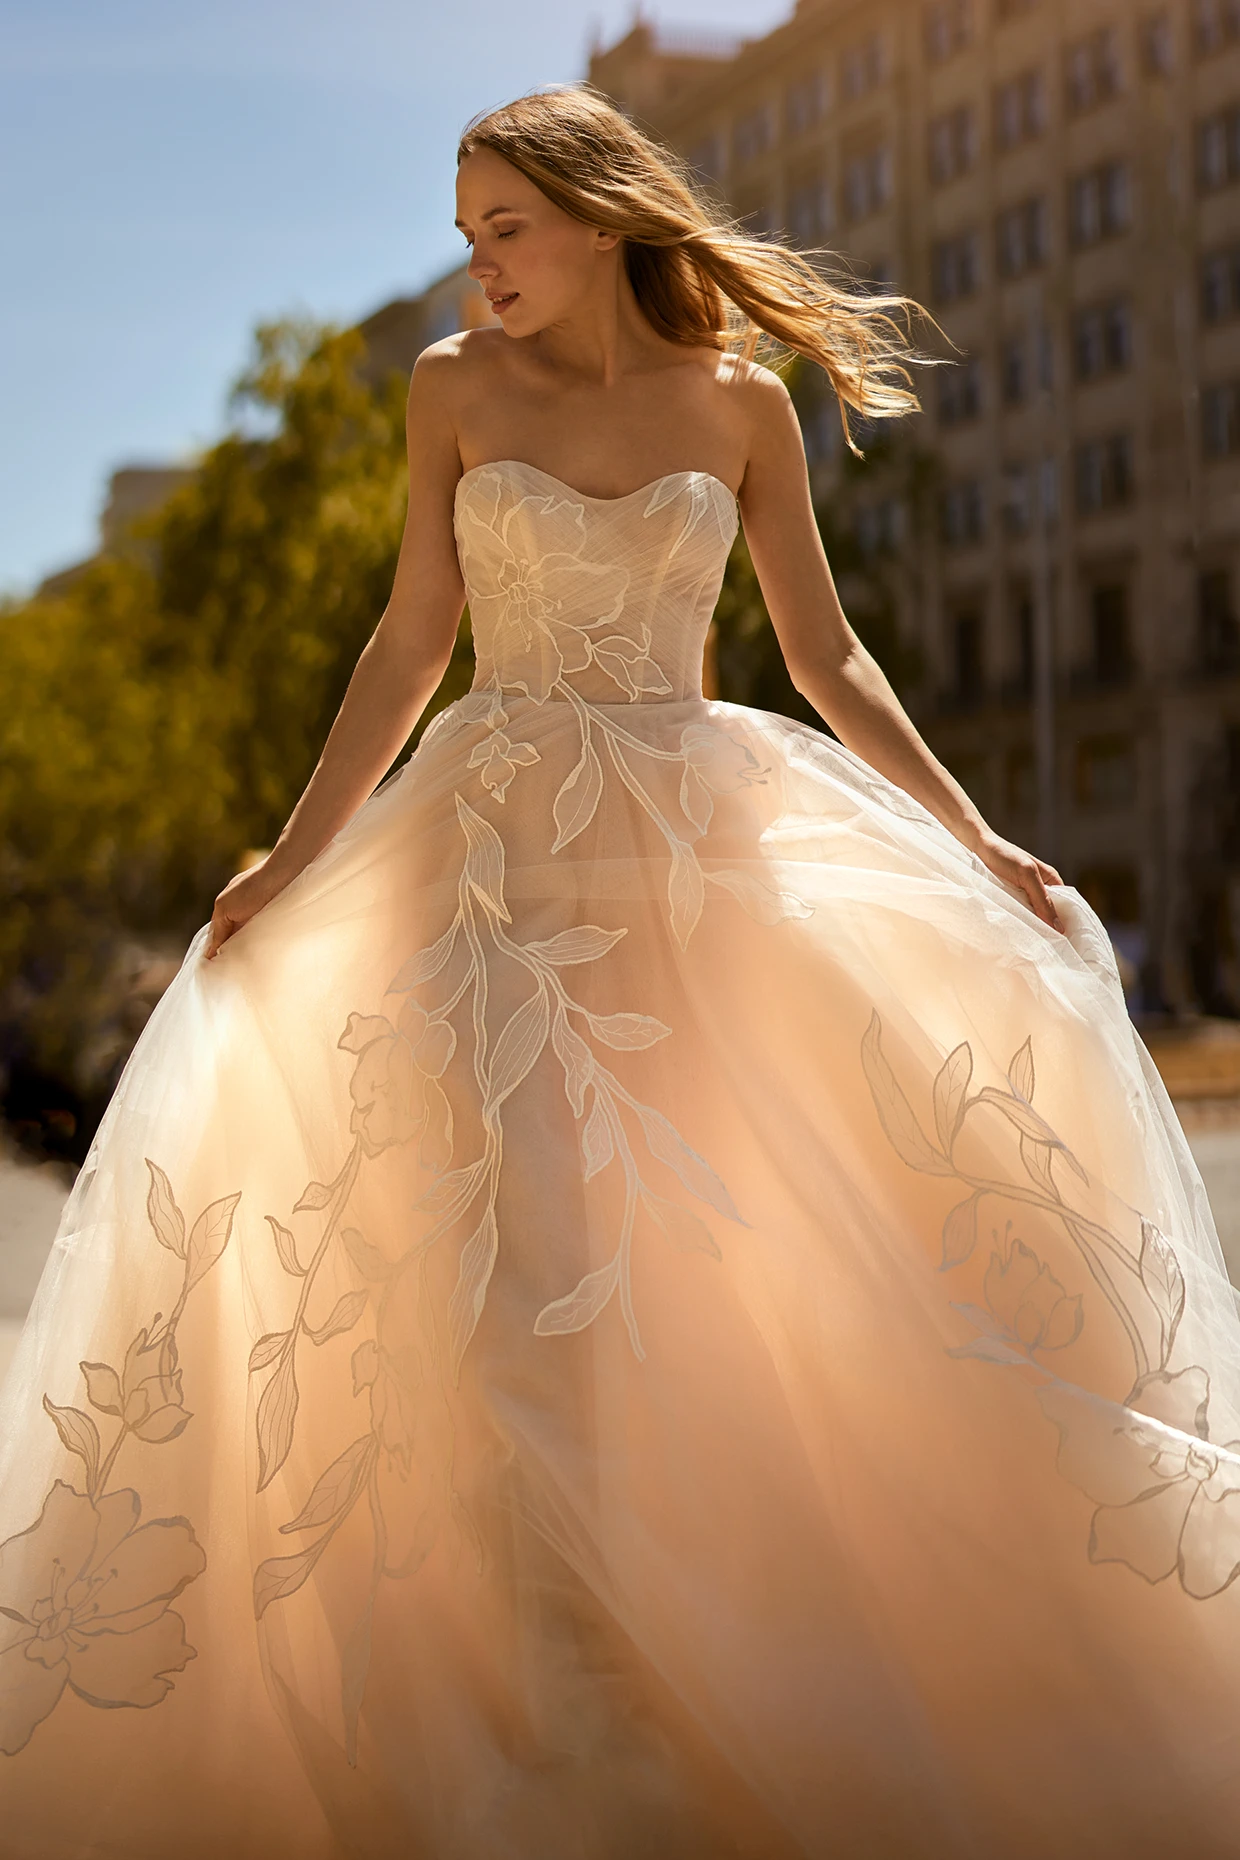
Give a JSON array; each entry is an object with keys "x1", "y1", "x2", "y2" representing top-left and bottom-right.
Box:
[{"x1": 4, "y1": 459, "x2": 1240, "y2": 1857}]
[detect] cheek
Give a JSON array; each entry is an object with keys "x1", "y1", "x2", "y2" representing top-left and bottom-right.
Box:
[{"x1": 518, "y1": 233, "x2": 596, "y2": 302}]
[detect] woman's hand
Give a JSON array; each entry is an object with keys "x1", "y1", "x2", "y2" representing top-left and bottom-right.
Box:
[
  {"x1": 969, "y1": 826, "x2": 1065, "y2": 933},
  {"x1": 204, "y1": 857, "x2": 290, "y2": 959}
]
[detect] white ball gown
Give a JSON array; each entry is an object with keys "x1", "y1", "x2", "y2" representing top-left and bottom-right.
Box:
[{"x1": 4, "y1": 457, "x2": 1240, "y2": 1859}]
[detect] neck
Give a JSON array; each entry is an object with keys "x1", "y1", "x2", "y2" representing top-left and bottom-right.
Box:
[{"x1": 527, "y1": 254, "x2": 663, "y2": 387}]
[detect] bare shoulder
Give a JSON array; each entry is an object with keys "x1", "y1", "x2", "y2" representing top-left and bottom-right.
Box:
[
  {"x1": 406, "y1": 330, "x2": 515, "y2": 490},
  {"x1": 712, "y1": 354, "x2": 806, "y2": 500},
  {"x1": 407, "y1": 327, "x2": 507, "y2": 421},
  {"x1": 712, "y1": 351, "x2": 794, "y2": 419}
]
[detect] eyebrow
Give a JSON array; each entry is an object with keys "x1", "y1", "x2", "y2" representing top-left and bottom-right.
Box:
[{"x1": 453, "y1": 204, "x2": 521, "y2": 228}]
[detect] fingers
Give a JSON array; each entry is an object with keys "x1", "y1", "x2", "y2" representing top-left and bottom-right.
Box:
[
  {"x1": 1024, "y1": 865, "x2": 1064, "y2": 933},
  {"x1": 204, "y1": 906, "x2": 233, "y2": 960}
]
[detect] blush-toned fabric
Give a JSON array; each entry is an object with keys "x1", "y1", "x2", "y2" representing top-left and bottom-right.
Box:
[{"x1": 4, "y1": 458, "x2": 1240, "y2": 1858}]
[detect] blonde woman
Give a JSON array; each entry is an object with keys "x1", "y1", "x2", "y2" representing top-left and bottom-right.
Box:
[{"x1": 2, "y1": 85, "x2": 1239, "y2": 1860}]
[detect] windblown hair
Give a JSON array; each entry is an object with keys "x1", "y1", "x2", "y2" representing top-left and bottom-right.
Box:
[{"x1": 458, "y1": 85, "x2": 935, "y2": 456}]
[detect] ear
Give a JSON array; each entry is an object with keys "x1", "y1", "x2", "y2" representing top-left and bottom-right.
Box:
[{"x1": 593, "y1": 229, "x2": 622, "y2": 254}]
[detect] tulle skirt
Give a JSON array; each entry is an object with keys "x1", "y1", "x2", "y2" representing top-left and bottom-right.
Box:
[{"x1": 3, "y1": 693, "x2": 1240, "y2": 1859}]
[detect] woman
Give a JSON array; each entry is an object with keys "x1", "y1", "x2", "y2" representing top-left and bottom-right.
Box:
[{"x1": 2, "y1": 84, "x2": 1239, "y2": 1860}]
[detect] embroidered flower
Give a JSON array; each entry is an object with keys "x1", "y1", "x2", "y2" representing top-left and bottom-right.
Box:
[
  {"x1": 456, "y1": 477, "x2": 631, "y2": 703},
  {"x1": 982, "y1": 1238, "x2": 1083, "y2": 1353},
  {"x1": 467, "y1": 729, "x2": 541, "y2": 802},
  {"x1": 1040, "y1": 1367, "x2": 1240, "y2": 1598},
  {"x1": 340, "y1": 1004, "x2": 455, "y2": 1166},
  {"x1": 678, "y1": 722, "x2": 766, "y2": 836},
  {"x1": 0, "y1": 1482, "x2": 204, "y2": 1756}
]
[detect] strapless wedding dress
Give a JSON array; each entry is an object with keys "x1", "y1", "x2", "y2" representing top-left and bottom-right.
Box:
[{"x1": 5, "y1": 458, "x2": 1240, "y2": 1859}]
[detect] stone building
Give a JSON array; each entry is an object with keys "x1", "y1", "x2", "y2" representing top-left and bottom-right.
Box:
[{"x1": 590, "y1": 2, "x2": 1240, "y2": 1014}]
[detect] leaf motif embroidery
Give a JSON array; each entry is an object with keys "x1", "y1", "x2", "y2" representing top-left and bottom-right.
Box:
[
  {"x1": 551, "y1": 739, "x2": 604, "y2": 852},
  {"x1": 447, "y1": 1209, "x2": 500, "y2": 1382},
  {"x1": 533, "y1": 1256, "x2": 621, "y2": 1336}
]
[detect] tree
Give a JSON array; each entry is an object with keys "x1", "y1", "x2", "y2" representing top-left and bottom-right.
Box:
[{"x1": 0, "y1": 321, "x2": 473, "y2": 1149}]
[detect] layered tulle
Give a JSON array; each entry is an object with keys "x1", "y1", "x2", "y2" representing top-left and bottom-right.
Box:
[{"x1": 4, "y1": 461, "x2": 1240, "y2": 1858}]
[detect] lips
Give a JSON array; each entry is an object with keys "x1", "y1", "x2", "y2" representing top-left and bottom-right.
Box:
[{"x1": 488, "y1": 292, "x2": 519, "y2": 314}]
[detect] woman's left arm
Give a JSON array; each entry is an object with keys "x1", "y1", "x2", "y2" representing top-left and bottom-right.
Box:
[{"x1": 736, "y1": 368, "x2": 1065, "y2": 934}]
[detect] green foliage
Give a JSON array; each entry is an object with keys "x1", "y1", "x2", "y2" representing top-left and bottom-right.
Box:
[{"x1": 0, "y1": 321, "x2": 473, "y2": 1115}]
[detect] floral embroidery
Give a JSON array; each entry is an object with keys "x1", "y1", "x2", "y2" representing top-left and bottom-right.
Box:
[
  {"x1": 245, "y1": 467, "x2": 822, "y2": 1761},
  {"x1": 861, "y1": 1010, "x2": 1240, "y2": 1600},
  {"x1": 455, "y1": 475, "x2": 634, "y2": 704},
  {"x1": 466, "y1": 728, "x2": 540, "y2": 802},
  {"x1": 0, "y1": 1164, "x2": 237, "y2": 1755}
]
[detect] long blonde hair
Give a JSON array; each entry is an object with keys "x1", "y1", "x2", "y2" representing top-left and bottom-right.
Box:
[{"x1": 457, "y1": 84, "x2": 931, "y2": 456}]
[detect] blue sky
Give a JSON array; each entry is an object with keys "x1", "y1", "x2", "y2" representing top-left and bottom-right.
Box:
[{"x1": 0, "y1": 0, "x2": 787, "y2": 595}]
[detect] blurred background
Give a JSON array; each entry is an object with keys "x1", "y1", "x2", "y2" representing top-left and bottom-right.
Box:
[{"x1": 6, "y1": 0, "x2": 1240, "y2": 1369}]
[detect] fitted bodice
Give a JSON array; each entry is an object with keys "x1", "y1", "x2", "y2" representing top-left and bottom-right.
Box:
[{"x1": 453, "y1": 459, "x2": 739, "y2": 705}]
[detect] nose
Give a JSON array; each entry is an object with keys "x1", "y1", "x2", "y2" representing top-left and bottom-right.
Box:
[{"x1": 466, "y1": 244, "x2": 495, "y2": 282}]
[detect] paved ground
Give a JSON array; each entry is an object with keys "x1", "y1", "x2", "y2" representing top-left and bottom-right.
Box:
[{"x1": 4, "y1": 1100, "x2": 1240, "y2": 1387}]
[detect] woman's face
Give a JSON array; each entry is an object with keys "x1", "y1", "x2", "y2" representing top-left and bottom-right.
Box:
[{"x1": 454, "y1": 148, "x2": 619, "y2": 337}]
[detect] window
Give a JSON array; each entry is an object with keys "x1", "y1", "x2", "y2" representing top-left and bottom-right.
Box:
[
  {"x1": 931, "y1": 230, "x2": 982, "y2": 300},
  {"x1": 1197, "y1": 106, "x2": 1240, "y2": 191},
  {"x1": 733, "y1": 105, "x2": 775, "y2": 167},
  {"x1": 1201, "y1": 245, "x2": 1240, "y2": 321},
  {"x1": 929, "y1": 104, "x2": 978, "y2": 183},
  {"x1": 952, "y1": 609, "x2": 986, "y2": 701},
  {"x1": 1194, "y1": 0, "x2": 1240, "y2": 56},
  {"x1": 1198, "y1": 568, "x2": 1240, "y2": 666},
  {"x1": 997, "y1": 197, "x2": 1048, "y2": 276},
  {"x1": 1001, "y1": 335, "x2": 1029, "y2": 403},
  {"x1": 786, "y1": 71, "x2": 828, "y2": 137},
  {"x1": 1142, "y1": 11, "x2": 1175, "y2": 74},
  {"x1": 1075, "y1": 735, "x2": 1137, "y2": 807},
  {"x1": 788, "y1": 173, "x2": 834, "y2": 245},
  {"x1": 1203, "y1": 382, "x2": 1240, "y2": 456},
  {"x1": 1002, "y1": 460, "x2": 1055, "y2": 530},
  {"x1": 925, "y1": 0, "x2": 973, "y2": 62},
  {"x1": 687, "y1": 134, "x2": 725, "y2": 183},
  {"x1": 1065, "y1": 29, "x2": 1123, "y2": 113},
  {"x1": 1091, "y1": 583, "x2": 1133, "y2": 683},
  {"x1": 1075, "y1": 435, "x2": 1134, "y2": 512},
  {"x1": 855, "y1": 499, "x2": 905, "y2": 554},
  {"x1": 941, "y1": 479, "x2": 986, "y2": 545},
  {"x1": 1073, "y1": 299, "x2": 1133, "y2": 379},
  {"x1": 1040, "y1": 455, "x2": 1060, "y2": 520},
  {"x1": 802, "y1": 401, "x2": 841, "y2": 466},
  {"x1": 994, "y1": 70, "x2": 1046, "y2": 149},
  {"x1": 843, "y1": 145, "x2": 892, "y2": 221},
  {"x1": 938, "y1": 355, "x2": 983, "y2": 425},
  {"x1": 840, "y1": 33, "x2": 886, "y2": 99},
  {"x1": 1069, "y1": 162, "x2": 1131, "y2": 245},
  {"x1": 1002, "y1": 463, "x2": 1033, "y2": 533}
]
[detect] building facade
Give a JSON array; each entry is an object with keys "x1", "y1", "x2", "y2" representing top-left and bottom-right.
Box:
[{"x1": 590, "y1": 1, "x2": 1240, "y2": 1014}]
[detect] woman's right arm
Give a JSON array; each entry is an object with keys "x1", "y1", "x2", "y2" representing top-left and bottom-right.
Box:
[{"x1": 205, "y1": 344, "x2": 465, "y2": 957}]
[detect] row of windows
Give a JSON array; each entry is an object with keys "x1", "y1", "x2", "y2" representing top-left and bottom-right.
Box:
[
  {"x1": 945, "y1": 568, "x2": 1240, "y2": 737},
  {"x1": 853, "y1": 392, "x2": 1240, "y2": 553},
  {"x1": 931, "y1": 164, "x2": 1131, "y2": 299},
  {"x1": 699, "y1": 6, "x2": 1240, "y2": 187},
  {"x1": 926, "y1": 3, "x2": 1232, "y2": 76},
  {"x1": 715, "y1": 30, "x2": 890, "y2": 172},
  {"x1": 937, "y1": 304, "x2": 1133, "y2": 426},
  {"x1": 936, "y1": 437, "x2": 1134, "y2": 547},
  {"x1": 946, "y1": 582, "x2": 1137, "y2": 717}
]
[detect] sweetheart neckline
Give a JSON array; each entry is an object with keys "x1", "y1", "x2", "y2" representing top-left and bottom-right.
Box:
[{"x1": 454, "y1": 458, "x2": 739, "y2": 509}]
